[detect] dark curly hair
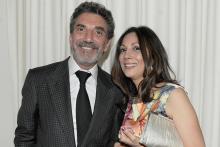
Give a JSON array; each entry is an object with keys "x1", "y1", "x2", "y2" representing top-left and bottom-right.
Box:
[{"x1": 70, "y1": 2, "x2": 115, "y2": 39}]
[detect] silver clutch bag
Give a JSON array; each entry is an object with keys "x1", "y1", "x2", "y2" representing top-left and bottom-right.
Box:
[{"x1": 140, "y1": 112, "x2": 183, "y2": 147}]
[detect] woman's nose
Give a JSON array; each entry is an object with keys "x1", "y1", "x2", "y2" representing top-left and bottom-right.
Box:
[{"x1": 124, "y1": 49, "x2": 132, "y2": 59}]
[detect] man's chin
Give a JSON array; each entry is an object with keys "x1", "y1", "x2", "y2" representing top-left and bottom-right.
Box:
[{"x1": 77, "y1": 58, "x2": 97, "y2": 66}]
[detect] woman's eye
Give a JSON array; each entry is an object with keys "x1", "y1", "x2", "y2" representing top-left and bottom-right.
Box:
[
  {"x1": 134, "y1": 46, "x2": 140, "y2": 51},
  {"x1": 119, "y1": 47, "x2": 126, "y2": 53}
]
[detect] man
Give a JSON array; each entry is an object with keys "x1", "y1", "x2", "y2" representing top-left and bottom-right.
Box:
[{"x1": 14, "y1": 2, "x2": 124, "y2": 147}]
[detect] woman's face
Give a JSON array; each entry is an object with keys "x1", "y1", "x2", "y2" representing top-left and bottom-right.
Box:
[{"x1": 119, "y1": 32, "x2": 145, "y2": 87}]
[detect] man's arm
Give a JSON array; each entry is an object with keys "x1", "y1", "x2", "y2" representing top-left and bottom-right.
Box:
[
  {"x1": 110, "y1": 88, "x2": 126, "y2": 146},
  {"x1": 14, "y1": 70, "x2": 38, "y2": 147}
]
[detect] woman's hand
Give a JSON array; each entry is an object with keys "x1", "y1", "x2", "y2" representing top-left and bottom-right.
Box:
[{"x1": 119, "y1": 127, "x2": 144, "y2": 147}]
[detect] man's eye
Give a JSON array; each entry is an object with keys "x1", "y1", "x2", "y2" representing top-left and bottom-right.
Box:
[
  {"x1": 95, "y1": 30, "x2": 104, "y2": 37},
  {"x1": 76, "y1": 27, "x2": 85, "y2": 32}
]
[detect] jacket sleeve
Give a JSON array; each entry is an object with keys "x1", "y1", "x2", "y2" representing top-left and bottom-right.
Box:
[
  {"x1": 110, "y1": 89, "x2": 126, "y2": 146},
  {"x1": 14, "y1": 70, "x2": 38, "y2": 147}
]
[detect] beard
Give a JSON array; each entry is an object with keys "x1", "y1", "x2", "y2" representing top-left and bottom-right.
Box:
[{"x1": 71, "y1": 41, "x2": 103, "y2": 67}]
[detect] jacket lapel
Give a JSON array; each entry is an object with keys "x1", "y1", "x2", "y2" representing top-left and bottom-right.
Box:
[
  {"x1": 83, "y1": 68, "x2": 113, "y2": 144},
  {"x1": 48, "y1": 58, "x2": 76, "y2": 147}
]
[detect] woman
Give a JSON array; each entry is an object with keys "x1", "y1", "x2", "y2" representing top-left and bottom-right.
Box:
[{"x1": 112, "y1": 26, "x2": 205, "y2": 147}]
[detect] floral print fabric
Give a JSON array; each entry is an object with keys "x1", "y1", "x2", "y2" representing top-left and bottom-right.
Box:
[{"x1": 119, "y1": 83, "x2": 182, "y2": 138}]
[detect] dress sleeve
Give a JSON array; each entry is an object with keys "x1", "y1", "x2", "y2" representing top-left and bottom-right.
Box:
[
  {"x1": 148, "y1": 83, "x2": 185, "y2": 115},
  {"x1": 160, "y1": 83, "x2": 186, "y2": 114}
]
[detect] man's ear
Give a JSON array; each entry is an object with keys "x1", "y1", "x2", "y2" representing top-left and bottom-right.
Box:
[
  {"x1": 69, "y1": 35, "x2": 72, "y2": 42},
  {"x1": 104, "y1": 39, "x2": 113, "y2": 53},
  {"x1": 69, "y1": 35, "x2": 73, "y2": 48}
]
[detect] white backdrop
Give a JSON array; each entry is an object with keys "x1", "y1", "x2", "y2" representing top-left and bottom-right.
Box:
[{"x1": 1, "y1": 0, "x2": 220, "y2": 146}]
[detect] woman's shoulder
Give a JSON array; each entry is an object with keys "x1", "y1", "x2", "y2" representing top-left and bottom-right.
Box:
[
  {"x1": 148, "y1": 82, "x2": 187, "y2": 113},
  {"x1": 160, "y1": 82, "x2": 182, "y2": 89},
  {"x1": 152, "y1": 82, "x2": 184, "y2": 99},
  {"x1": 165, "y1": 84, "x2": 193, "y2": 120},
  {"x1": 164, "y1": 83, "x2": 188, "y2": 98}
]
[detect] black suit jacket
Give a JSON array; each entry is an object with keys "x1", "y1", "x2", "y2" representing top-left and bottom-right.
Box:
[{"x1": 14, "y1": 58, "x2": 125, "y2": 147}]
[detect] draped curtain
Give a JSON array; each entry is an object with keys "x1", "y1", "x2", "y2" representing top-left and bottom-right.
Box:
[{"x1": 1, "y1": 0, "x2": 219, "y2": 146}]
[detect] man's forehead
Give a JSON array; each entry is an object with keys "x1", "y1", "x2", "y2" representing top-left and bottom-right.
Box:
[{"x1": 74, "y1": 13, "x2": 107, "y2": 30}]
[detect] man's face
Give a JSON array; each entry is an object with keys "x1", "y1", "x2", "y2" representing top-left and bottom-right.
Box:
[{"x1": 69, "y1": 12, "x2": 110, "y2": 69}]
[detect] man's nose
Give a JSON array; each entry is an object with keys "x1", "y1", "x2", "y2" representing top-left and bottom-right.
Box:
[{"x1": 84, "y1": 30, "x2": 93, "y2": 41}]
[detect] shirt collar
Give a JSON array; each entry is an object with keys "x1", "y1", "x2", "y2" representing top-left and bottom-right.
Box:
[{"x1": 68, "y1": 55, "x2": 98, "y2": 81}]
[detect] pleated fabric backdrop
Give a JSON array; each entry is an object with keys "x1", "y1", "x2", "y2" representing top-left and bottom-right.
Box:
[{"x1": 2, "y1": 0, "x2": 219, "y2": 146}]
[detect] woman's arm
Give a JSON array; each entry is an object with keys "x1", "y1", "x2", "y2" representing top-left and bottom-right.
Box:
[{"x1": 166, "y1": 88, "x2": 205, "y2": 147}]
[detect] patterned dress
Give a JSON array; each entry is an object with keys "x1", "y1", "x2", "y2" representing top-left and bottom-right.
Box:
[{"x1": 119, "y1": 83, "x2": 183, "y2": 138}]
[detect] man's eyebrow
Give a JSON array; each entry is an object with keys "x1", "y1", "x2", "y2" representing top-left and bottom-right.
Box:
[
  {"x1": 95, "y1": 26, "x2": 106, "y2": 32},
  {"x1": 75, "y1": 24, "x2": 85, "y2": 28},
  {"x1": 74, "y1": 24, "x2": 106, "y2": 33}
]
